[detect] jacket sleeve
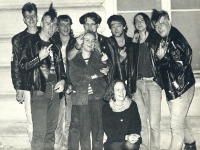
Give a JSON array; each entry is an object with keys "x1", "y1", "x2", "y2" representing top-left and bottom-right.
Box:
[
  {"x1": 11, "y1": 35, "x2": 21, "y2": 90},
  {"x1": 102, "y1": 104, "x2": 126, "y2": 142},
  {"x1": 168, "y1": 39, "x2": 192, "y2": 76},
  {"x1": 19, "y1": 38, "x2": 42, "y2": 72},
  {"x1": 69, "y1": 60, "x2": 92, "y2": 86}
]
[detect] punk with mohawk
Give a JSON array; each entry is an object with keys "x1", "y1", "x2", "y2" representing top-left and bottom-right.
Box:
[
  {"x1": 42, "y1": 3, "x2": 57, "y2": 21},
  {"x1": 19, "y1": 2, "x2": 66, "y2": 149}
]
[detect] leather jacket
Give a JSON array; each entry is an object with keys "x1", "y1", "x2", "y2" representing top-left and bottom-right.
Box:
[
  {"x1": 19, "y1": 32, "x2": 67, "y2": 94},
  {"x1": 127, "y1": 30, "x2": 163, "y2": 95},
  {"x1": 156, "y1": 26, "x2": 195, "y2": 100},
  {"x1": 51, "y1": 32, "x2": 76, "y2": 86},
  {"x1": 109, "y1": 35, "x2": 132, "y2": 82},
  {"x1": 97, "y1": 34, "x2": 116, "y2": 84},
  {"x1": 11, "y1": 27, "x2": 41, "y2": 90}
]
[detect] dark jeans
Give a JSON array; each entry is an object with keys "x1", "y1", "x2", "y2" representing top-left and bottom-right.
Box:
[
  {"x1": 68, "y1": 97, "x2": 104, "y2": 150},
  {"x1": 31, "y1": 83, "x2": 60, "y2": 150},
  {"x1": 104, "y1": 141, "x2": 140, "y2": 150}
]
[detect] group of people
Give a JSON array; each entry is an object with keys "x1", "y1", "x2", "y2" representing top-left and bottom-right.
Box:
[{"x1": 10, "y1": 2, "x2": 196, "y2": 150}]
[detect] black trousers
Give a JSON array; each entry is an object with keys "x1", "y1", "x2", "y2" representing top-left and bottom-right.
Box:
[
  {"x1": 104, "y1": 141, "x2": 140, "y2": 150},
  {"x1": 68, "y1": 97, "x2": 104, "y2": 150}
]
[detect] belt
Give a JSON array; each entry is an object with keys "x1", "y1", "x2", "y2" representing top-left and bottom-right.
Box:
[{"x1": 140, "y1": 77, "x2": 154, "y2": 81}]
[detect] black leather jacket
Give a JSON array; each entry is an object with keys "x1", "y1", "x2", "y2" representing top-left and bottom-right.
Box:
[
  {"x1": 156, "y1": 26, "x2": 195, "y2": 100},
  {"x1": 11, "y1": 27, "x2": 41, "y2": 90},
  {"x1": 109, "y1": 35, "x2": 145, "y2": 96},
  {"x1": 97, "y1": 34, "x2": 116, "y2": 84},
  {"x1": 109, "y1": 35, "x2": 132, "y2": 82},
  {"x1": 19, "y1": 32, "x2": 67, "y2": 93},
  {"x1": 127, "y1": 30, "x2": 163, "y2": 95},
  {"x1": 51, "y1": 32, "x2": 76, "y2": 86}
]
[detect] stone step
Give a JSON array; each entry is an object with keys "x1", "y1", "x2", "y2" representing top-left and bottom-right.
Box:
[{"x1": 0, "y1": 118, "x2": 200, "y2": 150}]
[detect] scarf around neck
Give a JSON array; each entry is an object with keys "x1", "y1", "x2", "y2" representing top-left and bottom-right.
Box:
[{"x1": 109, "y1": 97, "x2": 132, "y2": 112}]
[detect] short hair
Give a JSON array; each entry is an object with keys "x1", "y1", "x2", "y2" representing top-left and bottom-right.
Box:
[
  {"x1": 107, "y1": 15, "x2": 128, "y2": 33},
  {"x1": 57, "y1": 15, "x2": 74, "y2": 36},
  {"x1": 133, "y1": 12, "x2": 153, "y2": 33},
  {"x1": 22, "y1": 2, "x2": 37, "y2": 17},
  {"x1": 103, "y1": 79, "x2": 127, "y2": 102},
  {"x1": 79, "y1": 12, "x2": 102, "y2": 24},
  {"x1": 42, "y1": 3, "x2": 57, "y2": 21},
  {"x1": 83, "y1": 30, "x2": 96, "y2": 40},
  {"x1": 151, "y1": 9, "x2": 170, "y2": 25},
  {"x1": 58, "y1": 15, "x2": 73, "y2": 25}
]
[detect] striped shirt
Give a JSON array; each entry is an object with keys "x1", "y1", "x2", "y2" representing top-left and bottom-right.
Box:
[{"x1": 84, "y1": 58, "x2": 93, "y2": 95}]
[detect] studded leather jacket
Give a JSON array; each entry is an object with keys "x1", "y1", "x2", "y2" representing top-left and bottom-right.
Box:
[
  {"x1": 19, "y1": 33, "x2": 67, "y2": 93},
  {"x1": 156, "y1": 26, "x2": 195, "y2": 100},
  {"x1": 11, "y1": 27, "x2": 41, "y2": 90}
]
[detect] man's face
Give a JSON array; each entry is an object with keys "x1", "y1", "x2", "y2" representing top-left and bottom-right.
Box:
[
  {"x1": 83, "y1": 17, "x2": 99, "y2": 33},
  {"x1": 58, "y1": 20, "x2": 71, "y2": 36},
  {"x1": 82, "y1": 33, "x2": 95, "y2": 52},
  {"x1": 110, "y1": 21, "x2": 124, "y2": 37},
  {"x1": 23, "y1": 10, "x2": 38, "y2": 28},
  {"x1": 134, "y1": 15, "x2": 147, "y2": 32},
  {"x1": 41, "y1": 15, "x2": 58, "y2": 39},
  {"x1": 154, "y1": 16, "x2": 171, "y2": 37}
]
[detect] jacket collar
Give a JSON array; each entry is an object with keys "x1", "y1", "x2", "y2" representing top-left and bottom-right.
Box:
[{"x1": 73, "y1": 51, "x2": 97, "y2": 68}]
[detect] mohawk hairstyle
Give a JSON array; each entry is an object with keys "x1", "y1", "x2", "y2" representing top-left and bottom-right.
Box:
[{"x1": 42, "y1": 3, "x2": 57, "y2": 21}]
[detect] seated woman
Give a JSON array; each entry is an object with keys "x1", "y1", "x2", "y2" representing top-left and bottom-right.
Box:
[{"x1": 102, "y1": 80, "x2": 142, "y2": 150}]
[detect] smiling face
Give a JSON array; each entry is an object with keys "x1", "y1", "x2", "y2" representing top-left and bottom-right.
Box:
[
  {"x1": 82, "y1": 32, "x2": 96, "y2": 52},
  {"x1": 23, "y1": 10, "x2": 38, "y2": 28},
  {"x1": 58, "y1": 20, "x2": 71, "y2": 36},
  {"x1": 83, "y1": 17, "x2": 99, "y2": 33},
  {"x1": 41, "y1": 15, "x2": 58, "y2": 39},
  {"x1": 154, "y1": 16, "x2": 171, "y2": 37},
  {"x1": 134, "y1": 14, "x2": 147, "y2": 32},
  {"x1": 110, "y1": 21, "x2": 124, "y2": 37},
  {"x1": 114, "y1": 82, "x2": 126, "y2": 102}
]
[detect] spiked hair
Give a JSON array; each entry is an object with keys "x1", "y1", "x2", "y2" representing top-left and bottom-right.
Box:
[
  {"x1": 151, "y1": 9, "x2": 170, "y2": 25},
  {"x1": 42, "y1": 3, "x2": 57, "y2": 21}
]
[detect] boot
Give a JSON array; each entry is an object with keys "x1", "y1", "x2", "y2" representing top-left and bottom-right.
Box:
[{"x1": 184, "y1": 142, "x2": 197, "y2": 150}]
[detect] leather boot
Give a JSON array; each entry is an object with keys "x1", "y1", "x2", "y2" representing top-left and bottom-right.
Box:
[{"x1": 184, "y1": 142, "x2": 197, "y2": 150}]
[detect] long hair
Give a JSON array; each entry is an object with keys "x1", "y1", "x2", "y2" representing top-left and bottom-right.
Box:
[
  {"x1": 133, "y1": 12, "x2": 153, "y2": 33},
  {"x1": 103, "y1": 79, "x2": 127, "y2": 102}
]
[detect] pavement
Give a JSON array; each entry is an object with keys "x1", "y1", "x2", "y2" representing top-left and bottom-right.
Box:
[{"x1": 0, "y1": 93, "x2": 200, "y2": 150}]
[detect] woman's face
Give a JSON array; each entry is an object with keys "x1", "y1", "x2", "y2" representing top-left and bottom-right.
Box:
[
  {"x1": 134, "y1": 14, "x2": 147, "y2": 32},
  {"x1": 114, "y1": 82, "x2": 126, "y2": 101}
]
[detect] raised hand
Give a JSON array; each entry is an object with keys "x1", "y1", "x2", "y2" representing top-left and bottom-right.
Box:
[{"x1": 39, "y1": 44, "x2": 53, "y2": 60}]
